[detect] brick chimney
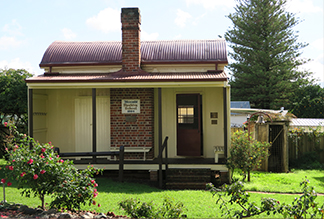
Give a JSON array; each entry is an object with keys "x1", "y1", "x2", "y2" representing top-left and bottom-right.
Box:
[{"x1": 121, "y1": 8, "x2": 141, "y2": 72}]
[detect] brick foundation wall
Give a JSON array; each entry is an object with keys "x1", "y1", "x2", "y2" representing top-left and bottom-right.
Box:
[{"x1": 110, "y1": 88, "x2": 154, "y2": 159}]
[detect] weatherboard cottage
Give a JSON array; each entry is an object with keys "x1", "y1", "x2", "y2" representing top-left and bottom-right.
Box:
[{"x1": 25, "y1": 8, "x2": 231, "y2": 188}]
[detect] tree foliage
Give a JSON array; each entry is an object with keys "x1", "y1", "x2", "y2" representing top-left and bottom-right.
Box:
[
  {"x1": 227, "y1": 130, "x2": 271, "y2": 182},
  {"x1": 0, "y1": 68, "x2": 32, "y2": 121},
  {"x1": 288, "y1": 84, "x2": 324, "y2": 118},
  {"x1": 226, "y1": 0, "x2": 313, "y2": 109},
  {"x1": 0, "y1": 68, "x2": 32, "y2": 157}
]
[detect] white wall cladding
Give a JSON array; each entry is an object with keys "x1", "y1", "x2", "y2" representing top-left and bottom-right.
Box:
[{"x1": 75, "y1": 97, "x2": 110, "y2": 154}]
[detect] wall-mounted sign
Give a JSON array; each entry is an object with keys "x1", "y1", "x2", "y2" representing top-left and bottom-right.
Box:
[{"x1": 122, "y1": 99, "x2": 140, "y2": 114}]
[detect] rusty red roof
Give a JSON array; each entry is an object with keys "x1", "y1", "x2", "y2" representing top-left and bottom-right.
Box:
[
  {"x1": 40, "y1": 39, "x2": 227, "y2": 67},
  {"x1": 26, "y1": 71, "x2": 228, "y2": 83}
]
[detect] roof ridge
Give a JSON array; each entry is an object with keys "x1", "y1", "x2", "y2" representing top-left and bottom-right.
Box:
[{"x1": 52, "y1": 39, "x2": 225, "y2": 44}]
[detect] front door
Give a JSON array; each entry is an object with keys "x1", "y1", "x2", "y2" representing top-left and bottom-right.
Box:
[{"x1": 176, "y1": 94, "x2": 202, "y2": 156}]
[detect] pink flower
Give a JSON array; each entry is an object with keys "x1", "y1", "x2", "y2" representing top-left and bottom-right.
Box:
[
  {"x1": 98, "y1": 203, "x2": 101, "y2": 207},
  {"x1": 41, "y1": 148, "x2": 46, "y2": 153},
  {"x1": 49, "y1": 141, "x2": 51, "y2": 145},
  {"x1": 4, "y1": 122, "x2": 7, "y2": 127},
  {"x1": 92, "y1": 200, "x2": 96, "y2": 205},
  {"x1": 15, "y1": 145, "x2": 18, "y2": 149},
  {"x1": 5, "y1": 148, "x2": 8, "y2": 151},
  {"x1": 33, "y1": 174, "x2": 38, "y2": 180},
  {"x1": 94, "y1": 183, "x2": 98, "y2": 187},
  {"x1": 59, "y1": 159, "x2": 64, "y2": 163},
  {"x1": 94, "y1": 188, "x2": 97, "y2": 192},
  {"x1": 27, "y1": 159, "x2": 33, "y2": 164},
  {"x1": 40, "y1": 170, "x2": 46, "y2": 174},
  {"x1": 1, "y1": 179, "x2": 6, "y2": 184},
  {"x1": 91, "y1": 180, "x2": 95, "y2": 184},
  {"x1": 12, "y1": 160, "x2": 15, "y2": 162},
  {"x1": 49, "y1": 157, "x2": 53, "y2": 160},
  {"x1": 8, "y1": 166, "x2": 13, "y2": 171},
  {"x1": 7, "y1": 182, "x2": 12, "y2": 187},
  {"x1": 57, "y1": 155, "x2": 60, "y2": 158},
  {"x1": 20, "y1": 172, "x2": 26, "y2": 177},
  {"x1": 40, "y1": 155, "x2": 45, "y2": 159}
]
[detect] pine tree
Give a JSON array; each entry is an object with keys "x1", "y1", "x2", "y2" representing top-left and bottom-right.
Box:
[{"x1": 226, "y1": 0, "x2": 313, "y2": 109}]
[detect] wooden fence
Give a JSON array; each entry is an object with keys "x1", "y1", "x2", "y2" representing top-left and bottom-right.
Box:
[{"x1": 288, "y1": 135, "x2": 324, "y2": 163}]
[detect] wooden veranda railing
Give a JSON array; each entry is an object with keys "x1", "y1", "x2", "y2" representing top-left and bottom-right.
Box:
[
  {"x1": 55, "y1": 146, "x2": 125, "y2": 182},
  {"x1": 158, "y1": 136, "x2": 169, "y2": 189}
]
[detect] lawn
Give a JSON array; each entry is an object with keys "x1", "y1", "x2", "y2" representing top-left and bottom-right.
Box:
[
  {"x1": 233, "y1": 169, "x2": 324, "y2": 193},
  {"x1": 1, "y1": 164, "x2": 323, "y2": 218}
]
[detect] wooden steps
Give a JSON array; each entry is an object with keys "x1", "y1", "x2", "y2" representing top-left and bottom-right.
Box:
[{"x1": 165, "y1": 168, "x2": 211, "y2": 190}]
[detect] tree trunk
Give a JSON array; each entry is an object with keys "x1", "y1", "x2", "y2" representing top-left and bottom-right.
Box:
[
  {"x1": 248, "y1": 170, "x2": 251, "y2": 182},
  {"x1": 40, "y1": 193, "x2": 45, "y2": 210}
]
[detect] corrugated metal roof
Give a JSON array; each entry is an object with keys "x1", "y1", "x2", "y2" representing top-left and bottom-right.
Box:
[
  {"x1": 230, "y1": 101, "x2": 251, "y2": 109},
  {"x1": 26, "y1": 71, "x2": 228, "y2": 82},
  {"x1": 40, "y1": 39, "x2": 227, "y2": 66},
  {"x1": 290, "y1": 118, "x2": 324, "y2": 127}
]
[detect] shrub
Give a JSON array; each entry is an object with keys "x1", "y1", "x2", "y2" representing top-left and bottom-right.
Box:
[
  {"x1": 208, "y1": 178, "x2": 324, "y2": 218},
  {"x1": 290, "y1": 151, "x2": 324, "y2": 170},
  {"x1": 227, "y1": 130, "x2": 271, "y2": 181},
  {"x1": 119, "y1": 196, "x2": 186, "y2": 218},
  {"x1": 2, "y1": 122, "x2": 102, "y2": 210}
]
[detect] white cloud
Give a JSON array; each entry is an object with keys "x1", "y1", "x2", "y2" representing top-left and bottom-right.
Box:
[
  {"x1": 0, "y1": 58, "x2": 35, "y2": 73},
  {"x1": 301, "y1": 54, "x2": 324, "y2": 84},
  {"x1": 192, "y1": 13, "x2": 207, "y2": 26},
  {"x1": 286, "y1": 0, "x2": 323, "y2": 14},
  {"x1": 86, "y1": 8, "x2": 120, "y2": 33},
  {"x1": 310, "y1": 38, "x2": 324, "y2": 51},
  {"x1": 2, "y1": 19, "x2": 23, "y2": 36},
  {"x1": 141, "y1": 31, "x2": 159, "y2": 41},
  {"x1": 175, "y1": 9, "x2": 192, "y2": 28},
  {"x1": 0, "y1": 36, "x2": 22, "y2": 50},
  {"x1": 61, "y1": 28, "x2": 77, "y2": 40},
  {"x1": 185, "y1": 0, "x2": 235, "y2": 10},
  {"x1": 173, "y1": 34, "x2": 182, "y2": 40}
]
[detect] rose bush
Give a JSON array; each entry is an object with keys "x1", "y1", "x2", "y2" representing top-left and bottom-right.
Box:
[{"x1": 2, "y1": 122, "x2": 102, "y2": 210}]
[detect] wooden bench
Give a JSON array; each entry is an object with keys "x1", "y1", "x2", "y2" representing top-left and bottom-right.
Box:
[
  {"x1": 110, "y1": 147, "x2": 152, "y2": 161},
  {"x1": 214, "y1": 146, "x2": 224, "y2": 163}
]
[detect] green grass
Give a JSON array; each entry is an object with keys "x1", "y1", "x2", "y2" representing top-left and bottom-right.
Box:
[
  {"x1": 234, "y1": 169, "x2": 324, "y2": 193},
  {"x1": 0, "y1": 164, "x2": 323, "y2": 218}
]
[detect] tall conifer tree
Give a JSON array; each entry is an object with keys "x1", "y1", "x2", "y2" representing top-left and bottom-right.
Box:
[{"x1": 226, "y1": 0, "x2": 313, "y2": 109}]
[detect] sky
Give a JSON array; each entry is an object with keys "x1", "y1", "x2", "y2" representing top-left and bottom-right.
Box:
[{"x1": 0, "y1": 0, "x2": 323, "y2": 87}]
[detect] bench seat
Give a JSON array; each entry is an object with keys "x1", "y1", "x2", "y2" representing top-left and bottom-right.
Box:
[{"x1": 110, "y1": 146, "x2": 152, "y2": 161}]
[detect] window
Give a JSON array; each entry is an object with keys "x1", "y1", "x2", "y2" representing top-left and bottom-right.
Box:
[{"x1": 178, "y1": 105, "x2": 194, "y2": 124}]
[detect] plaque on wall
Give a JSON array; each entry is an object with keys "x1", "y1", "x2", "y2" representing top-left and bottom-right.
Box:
[
  {"x1": 125, "y1": 115, "x2": 137, "y2": 122},
  {"x1": 210, "y1": 112, "x2": 218, "y2": 118},
  {"x1": 122, "y1": 99, "x2": 140, "y2": 114}
]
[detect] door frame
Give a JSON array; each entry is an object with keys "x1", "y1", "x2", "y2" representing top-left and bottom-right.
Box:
[{"x1": 176, "y1": 93, "x2": 203, "y2": 156}]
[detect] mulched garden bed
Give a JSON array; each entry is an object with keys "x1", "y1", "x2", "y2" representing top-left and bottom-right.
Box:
[{"x1": 0, "y1": 203, "x2": 130, "y2": 218}]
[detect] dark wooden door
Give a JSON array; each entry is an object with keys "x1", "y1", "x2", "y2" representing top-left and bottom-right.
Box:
[{"x1": 176, "y1": 94, "x2": 202, "y2": 156}]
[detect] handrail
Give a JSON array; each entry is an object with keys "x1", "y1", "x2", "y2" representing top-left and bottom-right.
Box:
[
  {"x1": 55, "y1": 146, "x2": 125, "y2": 182},
  {"x1": 158, "y1": 136, "x2": 169, "y2": 189}
]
